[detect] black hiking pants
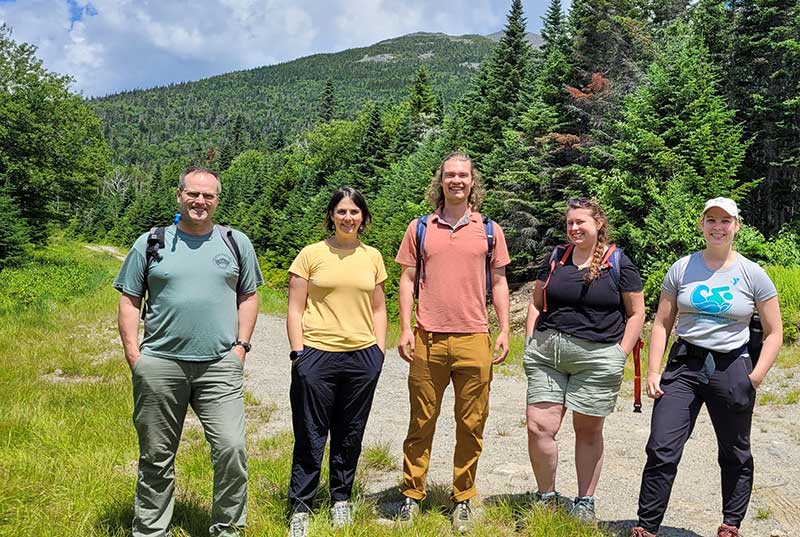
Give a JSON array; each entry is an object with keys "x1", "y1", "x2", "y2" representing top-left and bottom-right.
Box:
[
  {"x1": 636, "y1": 340, "x2": 755, "y2": 533},
  {"x1": 288, "y1": 344, "x2": 384, "y2": 512}
]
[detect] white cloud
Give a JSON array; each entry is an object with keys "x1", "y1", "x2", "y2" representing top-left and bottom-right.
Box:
[{"x1": 0, "y1": 0, "x2": 559, "y2": 97}]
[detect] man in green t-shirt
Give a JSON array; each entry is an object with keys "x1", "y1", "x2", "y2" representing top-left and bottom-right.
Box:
[{"x1": 114, "y1": 166, "x2": 264, "y2": 537}]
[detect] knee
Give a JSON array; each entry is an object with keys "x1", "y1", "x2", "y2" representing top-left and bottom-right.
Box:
[
  {"x1": 213, "y1": 436, "x2": 247, "y2": 462},
  {"x1": 573, "y1": 421, "x2": 604, "y2": 442},
  {"x1": 527, "y1": 417, "x2": 558, "y2": 441}
]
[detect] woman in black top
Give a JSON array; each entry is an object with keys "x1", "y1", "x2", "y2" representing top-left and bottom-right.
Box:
[{"x1": 524, "y1": 197, "x2": 645, "y2": 521}]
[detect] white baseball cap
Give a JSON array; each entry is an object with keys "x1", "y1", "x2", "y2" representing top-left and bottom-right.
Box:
[{"x1": 703, "y1": 197, "x2": 739, "y2": 219}]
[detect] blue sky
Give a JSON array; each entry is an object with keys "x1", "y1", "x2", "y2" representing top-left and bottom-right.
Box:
[{"x1": 0, "y1": 0, "x2": 571, "y2": 97}]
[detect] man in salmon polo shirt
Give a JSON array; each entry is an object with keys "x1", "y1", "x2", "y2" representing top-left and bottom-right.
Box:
[{"x1": 394, "y1": 151, "x2": 511, "y2": 532}]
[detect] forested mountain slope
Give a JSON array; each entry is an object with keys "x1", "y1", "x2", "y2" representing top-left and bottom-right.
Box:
[{"x1": 90, "y1": 32, "x2": 538, "y2": 169}]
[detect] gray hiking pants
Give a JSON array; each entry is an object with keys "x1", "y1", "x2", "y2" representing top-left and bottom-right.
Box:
[{"x1": 131, "y1": 351, "x2": 246, "y2": 537}]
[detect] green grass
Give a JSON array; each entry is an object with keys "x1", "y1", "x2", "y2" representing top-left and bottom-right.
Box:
[{"x1": 0, "y1": 243, "x2": 613, "y2": 536}]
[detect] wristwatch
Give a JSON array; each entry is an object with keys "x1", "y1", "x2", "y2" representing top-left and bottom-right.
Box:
[
  {"x1": 289, "y1": 349, "x2": 305, "y2": 361},
  {"x1": 234, "y1": 340, "x2": 252, "y2": 353}
]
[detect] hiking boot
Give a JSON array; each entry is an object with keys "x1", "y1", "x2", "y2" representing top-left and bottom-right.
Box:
[
  {"x1": 330, "y1": 500, "x2": 353, "y2": 528},
  {"x1": 533, "y1": 490, "x2": 562, "y2": 509},
  {"x1": 570, "y1": 495, "x2": 596, "y2": 523},
  {"x1": 452, "y1": 500, "x2": 472, "y2": 533},
  {"x1": 630, "y1": 526, "x2": 657, "y2": 537},
  {"x1": 397, "y1": 497, "x2": 419, "y2": 524},
  {"x1": 288, "y1": 512, "x2": 309, "y2": 537},
  {"x1": 717, "y1": 524, "x2": 739, "y2": 537}
]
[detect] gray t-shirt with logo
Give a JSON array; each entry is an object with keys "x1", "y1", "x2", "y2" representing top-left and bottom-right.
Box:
[
  {"x1": 113, "y1": 225, "x2": 264, "y2": 361},
  {"x1": 663, "y1": 252, "x2": 777, "y2": 352}
]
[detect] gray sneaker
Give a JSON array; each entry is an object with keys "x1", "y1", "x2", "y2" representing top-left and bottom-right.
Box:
[
  {"x1": 288, "y1": 511, "x2": 309, "y2": 537},
  {"x1": 570, "y1": 495, "x2": 596, "y2": 523},
  {"x1": 397, "y1": 497, "x2": 419, "y2": 524},
  {"x1": 533, "y1": 490, "x2": 562, "y2": 509},
  {"x1": 452, "y1": 500, "x2": 472, "y2": 533},
  {"x1": 330, "y1": 500, "x2": 353, "y2": 528}
]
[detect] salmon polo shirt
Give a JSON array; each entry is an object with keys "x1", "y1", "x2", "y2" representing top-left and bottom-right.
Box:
[{"x1": 395, "y1": 210, "x2": 510, "y2": 333}]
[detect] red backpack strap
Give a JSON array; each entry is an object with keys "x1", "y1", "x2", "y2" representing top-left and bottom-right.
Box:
[
  {"x1": 542, "y1": 244, "x2": 573, "y2": 313},
  {"x1": 633, "y1": 338, "x2": 644, "y2": 413}
]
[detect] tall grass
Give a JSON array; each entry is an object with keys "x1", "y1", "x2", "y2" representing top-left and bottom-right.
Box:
[{"x1": 765, "y1": 265, "x2": 800, "y2": 342}]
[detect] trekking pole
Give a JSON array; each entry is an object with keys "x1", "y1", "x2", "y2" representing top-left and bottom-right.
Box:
[{"x1": 633, "y1": 338, "x2": 644, "y2": 413}]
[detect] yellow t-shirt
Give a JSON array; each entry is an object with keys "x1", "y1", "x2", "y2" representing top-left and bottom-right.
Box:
[{"x1": 289, "y1": 240, "x2": 387, "y2": 352}]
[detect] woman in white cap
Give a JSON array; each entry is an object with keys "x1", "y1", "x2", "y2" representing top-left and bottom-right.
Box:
[{"x1": 630, "y1": 197, "x2": 783, "y2": 537}]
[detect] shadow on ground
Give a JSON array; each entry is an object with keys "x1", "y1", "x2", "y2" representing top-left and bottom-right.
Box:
[{"x1": 96, "y1": 495, "x2": 212, "y2": 536}]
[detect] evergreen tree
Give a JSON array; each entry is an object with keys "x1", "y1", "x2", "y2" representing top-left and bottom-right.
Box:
[
  {"x1": 0, "y1": 189, "x2": 30, "y2": 268},
  {"x1": 582, "y1": 23, "x2": 748, "y2": 295},
  {"x1": 319, "y1": 79, "x2": 336, "y2": 122},
  {"x1": 457, "y1": 0, "x2": 533, "y2": 165},
  {"x1": 354, "y1": 103, "x2": 386, "y2": 192},
  {"x1": 0, "y1": 24, "x2": 111, "y2": 241},
  {"x1": 726, "y1": 0, "x2": 800, "y2": 234}
]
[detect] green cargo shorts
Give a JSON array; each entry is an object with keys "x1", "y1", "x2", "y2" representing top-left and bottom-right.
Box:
[{"x1": 523, "y1": 329, "x2": 627, "y2": 417}]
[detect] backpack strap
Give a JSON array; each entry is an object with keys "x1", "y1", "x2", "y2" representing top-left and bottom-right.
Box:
[
  {"x1": 541, "y1": 243, "x2": 573, "y2": 313},
  {"x1": 413, "y1": 215, "x2": 430, "y2": 300},
  {"x1": 601, "y1": 244, "x2": 644, "y2": 412},
  {"x1": 141, "y1": 226, "x2": 166, "y2": 320},
  {"x1": 215, "y1": 224, "x2": 243, "y2": 294},
  {"x1": 600, "y1": 244, "x2": 620, "y2": 288},
  {"x1": 484, "y1": 217, "x2": 494, "y2": 302}
]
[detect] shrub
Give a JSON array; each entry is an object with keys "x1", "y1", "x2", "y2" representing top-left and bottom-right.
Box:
[{"x1": 765, "y1": 266, "x2": 800, "y2": 342}]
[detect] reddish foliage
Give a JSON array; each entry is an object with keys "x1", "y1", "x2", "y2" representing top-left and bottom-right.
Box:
[
  {"x1": 565, "y1": 72, "x2": 611, "y2": 101},
  {"x1": 207, "y1": 146, "x2": 217, "y2": 162}
]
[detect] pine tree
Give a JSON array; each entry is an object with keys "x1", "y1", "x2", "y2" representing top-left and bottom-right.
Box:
[
  {"x1": 583, "y1": 23, "x2": 748, "y2": 293},
  {"x1": 457, "y1": 0, "x2": 533, "y2": 162},
  {"x1": 319, "y1": 79, "x2": 336, "y2": 122},
  {"x1": 726, "y1": 0, "x2": 800, "y2": 234}
]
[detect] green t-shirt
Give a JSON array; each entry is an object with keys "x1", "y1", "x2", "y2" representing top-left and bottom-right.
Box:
[{"x1": 113, "y1": 225, "x2": 264, "y2": 361}]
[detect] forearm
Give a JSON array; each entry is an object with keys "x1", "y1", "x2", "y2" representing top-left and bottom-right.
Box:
[
  {"x1": 286, "y1": 310, "x2": 304, "y2": 351},
  {"x1": 236, "y1": 291, "x2": 259, "y2": 343},
  {"x1": 398, "y1": 273, "x2": 414, "y2": 331},
  {"x1": 118, "y1": 296, "x2": 142, "y2": 362},
  {"x1": 373, "y1": 306, "x2": 387, "y2": 351},
  {"x1": 620, "y1": 311, "x2": 645, "y2": 354},
  {"x1": 647, "y1": 325, "x2": 669, "y2": 375},
  {"x1": 492, "y1": 281, "x2": 510, "y2": 334},
  {"x1": 752, "y1": 330, "x2": 782, "y2": 380},
  {"x1": 525, "y1": 301, "x2": 539, "y2": 337}
]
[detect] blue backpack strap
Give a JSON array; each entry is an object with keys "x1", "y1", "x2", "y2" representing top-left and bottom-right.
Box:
[
  {"x1": 215, "y1": 224, "x2": 243, "y2": 293},
  {"x1": 483, "y1": 217, "x2": 494, "y2": 301},
  {"x1": 413, "y1": 215, "x2": 430, "y2": 300}
]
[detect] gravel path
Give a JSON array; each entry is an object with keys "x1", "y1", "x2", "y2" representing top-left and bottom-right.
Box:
[{"x1": 246, "y1": 314, "x2": 799, "y2": 537}]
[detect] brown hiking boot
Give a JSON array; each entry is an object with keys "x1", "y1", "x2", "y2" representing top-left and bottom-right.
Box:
[
  {"x1": 630, "y1": 527, "x2": 657, "y2": 537},
  {"x1": 717, "y1": 524, "x2": 739, "y2": 537}
]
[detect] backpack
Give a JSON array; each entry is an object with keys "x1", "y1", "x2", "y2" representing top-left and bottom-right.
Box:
[
  {"x1": 141, "y1": 224, "x2": 242, "y2": 319},
  {"x1": 413, "y1": 214, "x2": 495, "y2": 302},
  {"x1": 540, "y1": 243, "x2": 645, "y2": 413}
]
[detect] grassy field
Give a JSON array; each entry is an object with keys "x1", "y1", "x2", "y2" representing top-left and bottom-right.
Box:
[{"x1": 0, "y1": 243, "x2": 613, "y2": 536}]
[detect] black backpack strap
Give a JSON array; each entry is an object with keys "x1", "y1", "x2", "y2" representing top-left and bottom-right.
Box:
[
  {"x1": 215, "y1": 224, "x2": 243, "y2": 293},
  {"x1": 141, "y1": 226, "x2": 166, "y2": 320},
  {"x1": 483, "y1": 217, "x2": 494, "y2": 302},
  {"x1": 413, "y1": 215, "x2": 430, "y2": 300}
]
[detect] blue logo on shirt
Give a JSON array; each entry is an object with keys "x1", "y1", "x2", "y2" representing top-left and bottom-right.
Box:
[{"x1": 690, "y1": 285, "x2": 734, "y2": 314}]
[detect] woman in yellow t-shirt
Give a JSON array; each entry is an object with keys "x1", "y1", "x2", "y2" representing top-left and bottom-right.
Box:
[{"x1": 285, "y1": 186, "x2": 387, "y2": 535}]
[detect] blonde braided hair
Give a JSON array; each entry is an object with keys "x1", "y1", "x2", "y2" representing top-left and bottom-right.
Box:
[{"x1": 566, "y1": 198, "x2": 611, "y2": 284}]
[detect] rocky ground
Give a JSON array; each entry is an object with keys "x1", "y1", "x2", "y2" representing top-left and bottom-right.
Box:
[{"x1": 246, "y1": 314, "x2": 800, "y2": 537}]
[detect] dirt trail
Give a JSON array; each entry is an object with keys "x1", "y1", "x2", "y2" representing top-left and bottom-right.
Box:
[{"x1": 246, "y1": 314, "x2": 799, "y2": 537}]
